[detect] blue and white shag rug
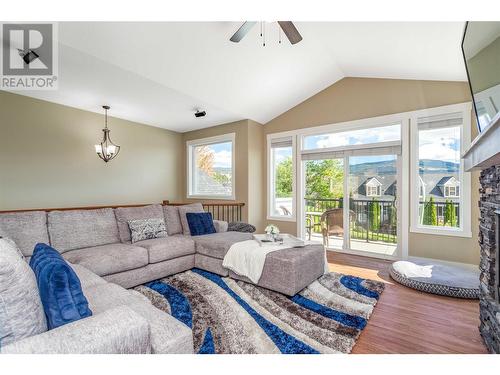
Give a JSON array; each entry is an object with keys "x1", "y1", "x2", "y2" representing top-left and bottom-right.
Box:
[{"x1": 134, "y1": 268, "x2": 384, "y2": 354}]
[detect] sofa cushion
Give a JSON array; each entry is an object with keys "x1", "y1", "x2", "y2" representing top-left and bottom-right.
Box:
[
  {"x1": 135, "y1": 236, "x2": 195, "y2": 264},
  {"x1": 186, "y1": 212, "x2": 216, "y2": 236},
  {"x1": 48, "y1": 208, "x2": 119, "y2": 253},
  {"x1": 83, "y1": 283, "x2": 147, "y2": 314},
  {"x1": 70, "y1": 263, "x2": 107, "y2": 289},
  {"x1": 115, "y1": 204, "x2": 164, "y2": 243},
  {"x1": 193, "y1": 231, "x2": 254, "y2": 259},
  {"x1": 30, "y1": 243, "x2": 92, "y2": 330},
  {"x1": 84, "y1": 283, "x2": 193, "y2": 353},
  {"x1": 163, "y1": 205, "x2": 183, "y2": 235},
  {"x1": 0, "y1": 211, "x2": 49, "y2": 257},
  {"x1": 0, "y1": 238, "x2": 47, "y2": 346},
  {"x1": 63, "y1": 243, "x2": 148, "y2": 277},
  {"x1": 178, "y1": 203, "x2": 204, "y2": 235}
]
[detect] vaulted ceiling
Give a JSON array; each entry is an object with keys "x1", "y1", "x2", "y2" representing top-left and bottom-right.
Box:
[{"x1": 11, "y1": 22, "x2": 467, "y2": 132}]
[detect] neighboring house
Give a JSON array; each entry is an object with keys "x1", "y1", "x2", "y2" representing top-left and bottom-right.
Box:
[
  {"x1": 354, "y1": 175, "x2": 397, "y2": 202},
  {"x1": 195, "y1": 169, "x2": 232, "y2": 196},
  {"x1": 430, "y1": 176, "x2": 460, "y2": 199},
  {"x1": 354, "y1": 174, "x2": 459, "y2": 203},
  {"x1": 353, "y1": 173, "x2": 460, "y2": 225}
]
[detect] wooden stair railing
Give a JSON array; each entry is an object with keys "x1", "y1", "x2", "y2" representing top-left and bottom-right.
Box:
[
  {"x1": 163, "y1": 201, "x2": 244, "y2": 222},
  {"x1": 0, "y1": 201, "x2": 245, "y2": 223}
]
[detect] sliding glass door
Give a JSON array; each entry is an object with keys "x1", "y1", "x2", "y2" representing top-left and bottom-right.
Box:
[
  {"x1": 348, "y1": 155, "x2": 399, "y2": 257},
  {"x1": 299, "y1": 122, "x2": 402, "y2": 259},
  {"x1": 303, "y1": 158, "x2": 344, "y2": 249}
]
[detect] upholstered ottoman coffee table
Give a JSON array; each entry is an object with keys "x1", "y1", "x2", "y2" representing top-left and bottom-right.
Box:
[{"x1": 228, "y1": 244, "x2": 326, "y2": 296}]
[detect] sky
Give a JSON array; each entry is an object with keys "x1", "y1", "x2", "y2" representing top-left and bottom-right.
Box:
[
  {"x1": 304, "y1": 124, "x2": 401, "y2": 150},
  {"x1": 205, "y1": 141, "x2": 232, "y2": 168},
  {"x1": 418, "y1": 126, "x2": 460, "y2": 163}
]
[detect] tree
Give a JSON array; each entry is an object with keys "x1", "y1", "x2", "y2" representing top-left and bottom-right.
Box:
[
  {"x1": 369, "y1": 198, "x2": 381, "y2": 231},
  {"x1": 195, "y1": 146, "x2": 214, "y2": 176},
  {"x1": 212, "y1": 172, "x2": 231, "y2": 188},
  {"x1": 422, "y1": 196, "x2": 437, "y2": 226},
  {"x1": 304, "y1": 159, "x2": 344, "y2": 199},
  {"x1": 444, "y1": 199, "x2": 457, "y2": 227},
  {"x1": 275, "y1": 156, "x2": 293, "y2": 198}
]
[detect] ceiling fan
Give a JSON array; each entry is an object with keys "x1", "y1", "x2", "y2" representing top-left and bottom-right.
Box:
[{"x1": 230, "y1": 21, "x2": 303, "y2": 45}]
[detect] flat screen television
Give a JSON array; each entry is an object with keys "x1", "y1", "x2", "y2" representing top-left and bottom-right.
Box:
[{"x1": 461, "y1": 21, "x2": 500, "y2": 133}]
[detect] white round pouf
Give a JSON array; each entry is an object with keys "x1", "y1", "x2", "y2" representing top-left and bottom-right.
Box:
[{"x1": 389, "y1": 259, "x2": 479, "y2": 299}]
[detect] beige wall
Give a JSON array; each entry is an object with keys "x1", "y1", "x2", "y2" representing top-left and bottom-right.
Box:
[
  {"x1": 467, "y1": 36, "x2": 500, "y2": 93},
  {"x1": 181, "y1": 119, "x2": 265, "y2": 231},
  {"x1": 263, "y1": 77, "x2": 480, "y2": 265},
  {"x1": 0, "y1": 91, "x2": 183, "y2": 210},
  {"x1": 247, "y1": 120, "x2": 265, "y2": 231}
]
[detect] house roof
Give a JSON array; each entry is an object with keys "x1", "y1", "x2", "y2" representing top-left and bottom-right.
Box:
[
  {"x1": 352, "y1": 172, "x2": 459, "y2": 201},
  {"x1": 421, "y1": 174, "x2": 459, "y2": 199},
  {"x1": 195, "y1": 169, "x2": 231, "y2": 196},
  {"x1": 355, "y1": 175, "x2": 396, "y2": 201}
]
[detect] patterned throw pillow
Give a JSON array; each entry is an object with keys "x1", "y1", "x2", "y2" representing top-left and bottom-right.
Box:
[{"x1": 128, "y1": 218, "x2": 168, "y2": 243}]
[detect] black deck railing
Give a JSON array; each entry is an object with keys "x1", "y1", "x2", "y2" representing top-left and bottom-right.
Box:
[
  {"x1": 305, "y1": 197, "x2": 397, "y2": 243},
  {"x1": 305, "y1": 197, "x2": 460, "y2": 244}
]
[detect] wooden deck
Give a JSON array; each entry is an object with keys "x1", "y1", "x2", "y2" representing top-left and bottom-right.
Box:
[{"x1": 327, "y1": 251, "x2": 488, "y2": 354}]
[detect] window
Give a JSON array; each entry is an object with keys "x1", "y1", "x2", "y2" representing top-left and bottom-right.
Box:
[
  {"x1": 367, "y1": 185, "x2": 381, "y2": 197},
  {"x1": 410, "y1": 107, "x2": 471, "y2": 237},
  {"x1": 268, "y1": 136, "x2": 295, "y2": 220},
  {"x1": 445, "y1": 185, "x2": 459, "y2": 198},
  {"x1": 303, "y1": 123, "x2": 400, "y2": 150},
  {"x1": 187, "y1": 133, "x2": 235, "y2": 199}
]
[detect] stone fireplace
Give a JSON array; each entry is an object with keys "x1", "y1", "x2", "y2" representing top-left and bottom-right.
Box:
[
  {"x1": 478, "y1": 165, "x2": 500, "y2": 352},
  {"x1": 464, "y1": 114, "x2": 500, "y2": 353}
]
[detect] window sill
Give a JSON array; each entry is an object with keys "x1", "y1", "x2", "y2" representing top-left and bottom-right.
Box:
[
  {"x1": 410, "y1": 225, "x2": 472, "y2": 238},
  {"x1": 187, "y1": 194, "x2": 236, "y2": 201},
  {"x1": 266, "y1": 215, "x2": 296, "y2": 222}
]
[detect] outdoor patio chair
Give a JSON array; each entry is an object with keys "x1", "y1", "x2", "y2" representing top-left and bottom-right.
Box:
[
  {"x1": 320, "y1": 208, "x2": 355, "y2": 248},
  {"x1": 279, "y1": 205, "x2": 292, "y2": 216}
]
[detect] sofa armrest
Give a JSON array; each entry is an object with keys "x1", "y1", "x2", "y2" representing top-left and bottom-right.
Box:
[
  {"x1": 213, "y1": 220, "x2": 228, "y2": 233},
  {"x1": 1, "y1": 306, "x2": 151, "y2": 354}
]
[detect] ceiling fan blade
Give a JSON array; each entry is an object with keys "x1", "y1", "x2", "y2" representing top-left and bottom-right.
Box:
[
  {"x1": 230, "y1": 21, "x2": 257, "y2": 42},
  {"x1": 277, "y1": 21, "x2": 303, "y2": 45}
]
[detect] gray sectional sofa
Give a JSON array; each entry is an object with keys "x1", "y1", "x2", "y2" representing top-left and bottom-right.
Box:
[{"x1": 0, "y1": 202, "x2": 252, "y2": 354}]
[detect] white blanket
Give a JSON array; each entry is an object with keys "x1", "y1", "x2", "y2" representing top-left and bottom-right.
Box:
[{"x1": 222, "y1": 240, "x2": 288, "y2": 284}]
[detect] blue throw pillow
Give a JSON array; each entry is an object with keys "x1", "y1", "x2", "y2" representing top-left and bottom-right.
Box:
[
  {"x1": 29, "y1": 243, "x2": 92, "y2": 330},
  {"x1": 186, "y1": 212, "x2": 216, "y2": 236}
]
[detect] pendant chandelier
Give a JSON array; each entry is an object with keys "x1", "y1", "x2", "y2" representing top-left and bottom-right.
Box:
[{"x1": 95, "y1": 105, "x2": 120, "y2": 163}]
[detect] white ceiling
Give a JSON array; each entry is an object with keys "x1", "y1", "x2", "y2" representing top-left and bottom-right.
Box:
[{"x1": 10, "y1": 22, "x2": 467, "y2": 132}]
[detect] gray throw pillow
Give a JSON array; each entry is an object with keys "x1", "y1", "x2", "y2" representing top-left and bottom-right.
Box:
[
  {"x1": 178, "y1": 203, "x2": 205, "y2": 235},
  {"x1": 128, "y1": 218, "x2": 168, "y2": 243},
  {"x1": 0, "y1": 237, "x2": 47, "y2": 346}
]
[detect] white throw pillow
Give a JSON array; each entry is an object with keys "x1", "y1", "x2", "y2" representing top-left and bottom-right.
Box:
[{"x1": 0, "y1": 237, "x2": 47, "y2": 347}]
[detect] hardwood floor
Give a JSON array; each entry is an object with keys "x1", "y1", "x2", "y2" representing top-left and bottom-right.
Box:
[{"x1": 327, "y1": 251, "x2": 488, "y2": 354}]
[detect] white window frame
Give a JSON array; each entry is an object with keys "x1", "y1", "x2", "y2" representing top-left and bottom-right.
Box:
[
  {"x1": 267, "y1": 133, "x2": 297, "y2": 221},
  {"x1": 409, "y1": 103, "x2": 472, "y2": 237},
  {"x1": 186, "y1": 133, "x2": 235, "y2": 200}
]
